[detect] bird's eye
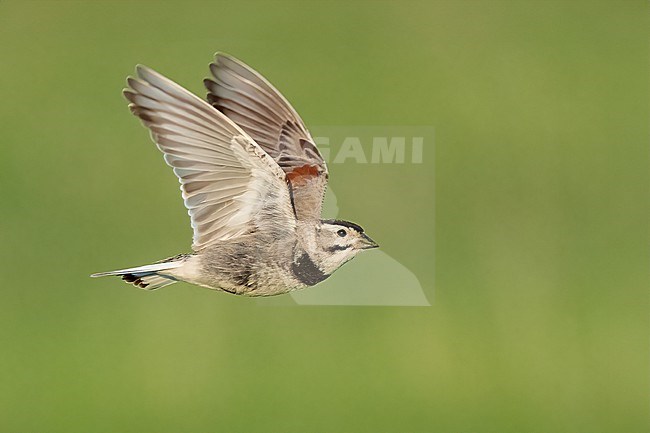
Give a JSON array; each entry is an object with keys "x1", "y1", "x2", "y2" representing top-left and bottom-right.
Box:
[{"x1": 337, "y1": 229, "x2": 347, "y2": 237}]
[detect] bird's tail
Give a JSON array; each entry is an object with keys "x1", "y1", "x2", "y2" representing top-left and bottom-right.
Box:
[{"x1": 91, "y1": 255, "x2": 190, "y2": 290}]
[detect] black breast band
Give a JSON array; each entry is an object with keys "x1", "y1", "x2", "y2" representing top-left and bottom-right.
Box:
[{"x1": 292, "y1": 252, "x2": 330, "y2": 286}]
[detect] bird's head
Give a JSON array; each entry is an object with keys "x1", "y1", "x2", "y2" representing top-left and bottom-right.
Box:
[{"x1": 311, "y1": 219, "x2": 378, "y2": 274}]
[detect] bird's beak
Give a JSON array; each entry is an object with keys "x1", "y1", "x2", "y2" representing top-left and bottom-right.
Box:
[{"x1": 359, "y1": 233, "x2": 379, "y2": 249}]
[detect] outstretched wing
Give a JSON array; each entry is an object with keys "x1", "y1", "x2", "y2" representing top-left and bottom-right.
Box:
[
  {"x1": 124, "y1": 65, "x2": 296, "y2": 251},
  {"x1": 204, "y1": 53, "x2": 328, "y2": 221}
]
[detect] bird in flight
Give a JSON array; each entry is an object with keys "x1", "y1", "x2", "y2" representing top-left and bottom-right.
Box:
[{"x1": 92, "y1": 53, "x2": 378, "y2": 297}]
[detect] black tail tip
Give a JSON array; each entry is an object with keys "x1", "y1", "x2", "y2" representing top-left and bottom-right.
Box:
[{"x1": 122, "y1": 274, "x2": 149, "y2": 289}]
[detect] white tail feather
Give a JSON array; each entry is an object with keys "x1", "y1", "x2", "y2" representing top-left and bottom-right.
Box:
[{"x1": 91, "y1": 259, "x2": 186, "y2": 290}]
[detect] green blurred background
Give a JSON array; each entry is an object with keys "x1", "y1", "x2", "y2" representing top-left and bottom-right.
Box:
[{"x1": 0, "y1": 1, "x2": 647, "y2": 431}]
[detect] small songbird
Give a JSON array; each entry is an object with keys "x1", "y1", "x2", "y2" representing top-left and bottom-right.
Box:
[{"x1": 91, "y1": 53, "x2": 378, "y2": 296}]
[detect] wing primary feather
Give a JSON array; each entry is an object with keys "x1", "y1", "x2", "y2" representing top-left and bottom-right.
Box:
[
  {"x1": 205, "y1": 53, "x2": 328, "y2": 221},
  {"x1": 123, "y1": 64, "x2": 296, "y2": 250}
]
